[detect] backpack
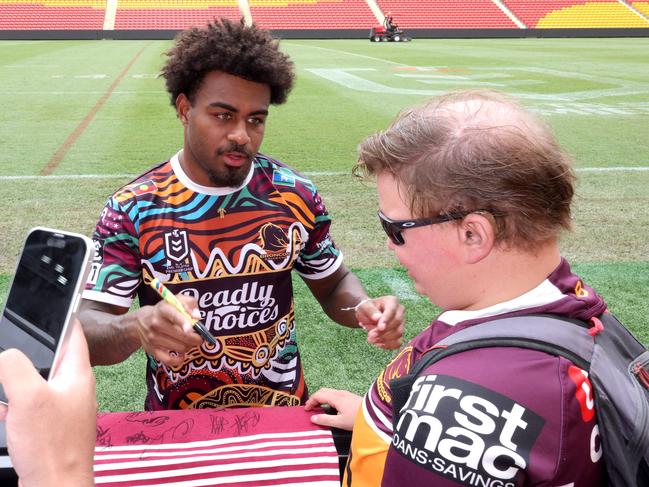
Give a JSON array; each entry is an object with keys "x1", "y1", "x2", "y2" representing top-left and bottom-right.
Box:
[{"x1": 390, "y1": 313, "x2": 649, "y2": 486}]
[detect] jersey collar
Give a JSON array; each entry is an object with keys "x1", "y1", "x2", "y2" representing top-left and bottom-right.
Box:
[{"x1": 170, "y1": 150, "x2": 255, "y2": 196}]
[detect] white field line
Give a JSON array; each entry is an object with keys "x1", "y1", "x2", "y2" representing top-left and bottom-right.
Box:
[
  {"x1": 0, "y1": 41, "x2": 46, "y2": 47},
  {"x1": 1, "y1": 64, "x2": 60, "y2": 68},
  {"x1": 1, "y1": 167, "x2": 648, "y2": 181},
  {"x1": 2, "y1": 91, "x2": 163, "y2": 95},
  {"x1": 282, "y1": 42, "x2": 407, "y2": 67},
  {"x1": 577, "y1": 167, "x2": 649, "y2": 172},
  {"x1": 381, "y1": 269, "x2": 421, "y2": 301},
  {"x1": 0, "y1": 174, "x2": 135, "y2": 181}
]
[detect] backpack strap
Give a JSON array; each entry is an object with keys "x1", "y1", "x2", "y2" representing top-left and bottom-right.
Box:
[
  {"x1": 389, "y1": 313, "x2": 649, "y2": 487},
  {"x1": 391, "y1": 314, "x2": 595, "y2": 418}
]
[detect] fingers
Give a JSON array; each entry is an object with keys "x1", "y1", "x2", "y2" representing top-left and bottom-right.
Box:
[
  {"x1": 367, "y1": 321, "x2": 405, "y2": 349},
  {"x1": 157, "y1": 299, "x2": 204, "y2": 347},
  {"x1": 356, "y1": 296, "x2": 405, "y2": 350},
  {"x1": 176, "y1": 295, "x2": 201, "y2": 321},
  {"x1": 368, "y1": 335, "x2": 402, "y2": 349},
  {"x1": 154, "y1": 299, "x2": 196, "y2": 329},
  {"x1": 355, "y1": 300, "x2": 382, "y2": 330},
  {"x1": 310, "y1": 412, "x2": 352, "y2": 430},
  {"x1": 306, "y1": 388, "x2": 361, "y2": 431},
  {"x1": 154, "y1": 350, "x2": 186, "y2": 369},
  {"x1": 136, "y1": 303, "x2": 203, "y2": 354},
  {"x1": 138, "y1": 302, "x2": 199, "y2": 367},
  {"x1": 374, "y1": 296, "x2": 404, "y2": 330},
  {"x1": 138, "y1": 328, "x2": 188, "y2": 359},
  {"x1": 304, "y1": 387, "x2": 339, "y2": 411},
  {"x1": 356, "y1": 296, "x2": 404, "y2": 329}
]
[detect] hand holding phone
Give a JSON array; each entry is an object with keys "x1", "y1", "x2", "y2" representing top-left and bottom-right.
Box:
[
  {"x1": 0, "y1": 227, "x2": 93, "y2": 404},
  {"x1": 0, "y1": 320, "x2": 96, "y2": 487}
]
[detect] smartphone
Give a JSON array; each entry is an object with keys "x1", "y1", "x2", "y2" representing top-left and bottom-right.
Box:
[{"x1": 0, "y1": 227, "x2": 93, "y2": 404}]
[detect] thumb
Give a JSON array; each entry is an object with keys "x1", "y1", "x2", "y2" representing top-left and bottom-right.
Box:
[
  {"x1": 52, "y1": 320, "x2": 91, "y2": 379},
  {"x1": 0, "y1": 348, "x2": 44, "y2": 404}
]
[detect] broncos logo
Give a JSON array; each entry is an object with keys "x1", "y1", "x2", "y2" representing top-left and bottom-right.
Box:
[{"x1": 258, "y1": 222, "x2": 289, "y2": 253}]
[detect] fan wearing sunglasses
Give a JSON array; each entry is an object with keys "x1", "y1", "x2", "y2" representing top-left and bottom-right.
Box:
[{"x1": 306, "y1": 90, "x2": 608, "y2": 487}]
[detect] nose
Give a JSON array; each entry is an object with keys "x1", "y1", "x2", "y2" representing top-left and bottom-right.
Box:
[{"x1": 227, "y1": 121, "x2": 251, "y2": 146}]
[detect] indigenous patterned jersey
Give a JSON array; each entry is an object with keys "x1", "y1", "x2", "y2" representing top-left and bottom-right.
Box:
[
  {"x1": 84, "y1": 152, "x2": 343, "y2": 410},
  {"x1": 346, "y1": 259, "x2": 608, "y2": 487}
]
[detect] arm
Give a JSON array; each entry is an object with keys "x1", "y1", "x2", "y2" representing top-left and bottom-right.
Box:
[
  {"x1": 78, "y1": 296, "x2": 203, "y2": 368},
  {"x1": 0, "y1": 321, "x2": 96, "y2": 487},
  {"x1": 78, "y1": 299, "x2": 139, "y2": 365},
  {"x1": 302, "y1": 264, "x2": 367, "y2": 328},
  {"x1": 303, "y1": 264, "x2": 405, "y2": 349}
]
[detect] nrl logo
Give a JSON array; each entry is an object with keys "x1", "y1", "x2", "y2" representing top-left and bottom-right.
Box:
[{"x1": 164, "y1": 229, "x2": 189, "y2": 262}]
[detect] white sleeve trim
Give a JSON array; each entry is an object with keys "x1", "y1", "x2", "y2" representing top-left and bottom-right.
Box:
[
  {"x1": 362, "y1": 394, "x2": 392, "y2": 444},
  {"x1": 82, "y1": 289, "x2": 133, "y2": 309},
  {"x1": 296, "y1": 252, "x2": 344, "y2": 280}
]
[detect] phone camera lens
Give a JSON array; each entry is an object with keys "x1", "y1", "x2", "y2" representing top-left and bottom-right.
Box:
[{"x1": 46, "y1": 237, "x2": 66, "y2": 249}]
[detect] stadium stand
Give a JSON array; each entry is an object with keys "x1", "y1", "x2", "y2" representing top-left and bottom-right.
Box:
[
  {"x1": 632, "y1": 1, "x2": 649, "y2": 17},
  {"x1": 113, "y1": 1, "x2": 241, "y2": 30},
  {"x1": 0, "y1": 0, "x2": 647, "y2": 32},
  {"x1": 373, "y1": 0, "x2": 517, "y2": 29},
  {"x1": 0, "y1": 0, "x2": 106, "y2": 30},
  {"x1": 503, "y1": 0, "x2": 649, "y2": 28},
  {"x1": 249, "y1": 0, "x2": 376, "y2": 30}
]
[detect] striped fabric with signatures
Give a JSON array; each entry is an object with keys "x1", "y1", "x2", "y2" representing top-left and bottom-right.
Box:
[{"x1": 94, "y1": 406, "x2": 340, "y2": 486}]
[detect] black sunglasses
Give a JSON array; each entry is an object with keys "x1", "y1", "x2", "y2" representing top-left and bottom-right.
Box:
[{"x1": 378, "y1": 210, "x2": 473, "y2": 245}]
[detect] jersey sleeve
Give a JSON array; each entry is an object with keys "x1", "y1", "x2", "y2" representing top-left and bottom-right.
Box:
[
  {"x1": 293, "y1": 188, "x2": 343, "y2": 280},
  {"x1": 82, "y1": 195, "x2": 142, "y2": 308},
  {"x1": 344, "y1": 346, "x2": 415, "y2": 486},
  {"x1": 343, "y1": 396, "x2": 390, "y2": 487}
]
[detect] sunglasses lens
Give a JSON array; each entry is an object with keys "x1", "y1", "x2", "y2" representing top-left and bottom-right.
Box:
[
  {"x1": 390, "y1": 229, "x2": 404, "y2": 245},
  {"x1": 379, "y1": 215, "x2": 404, "y2": 245}
]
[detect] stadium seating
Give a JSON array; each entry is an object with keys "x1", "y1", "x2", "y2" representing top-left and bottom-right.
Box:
[
  {"x1": 632, "y1": 1, "x2": 649, "y2": 17},
  {"x1": 1, "y1": 0, "x2": 647, "y2": 31},
  {"x1": 249, "y1": 0, "x2": 376, "y2": 30},
  {"x1": 503, "y1": 0, "x2": 649, "y2": 28},
  {"x1": 0, "y1": 1, "x2": 106, "y2": 30},
  {"x1": 373, "y1": 0, "x2": 516, "y2": 28},
  {"x1": 114, "y1": 1, "x2": 241, "y2": 30}
]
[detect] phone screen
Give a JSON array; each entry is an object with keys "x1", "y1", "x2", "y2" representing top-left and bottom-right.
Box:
[{"x1": 0, "y1": 229, "x2": 88, "y2": 403}]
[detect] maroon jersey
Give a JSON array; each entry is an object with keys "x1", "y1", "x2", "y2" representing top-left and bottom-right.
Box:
[{"x1": 348, "y1": 259, "x2": 608, "y2": 486}]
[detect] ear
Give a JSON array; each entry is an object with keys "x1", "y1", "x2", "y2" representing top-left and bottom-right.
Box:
[
  {"x1": 456, "y1": 213, "x2": 495, "y2": 264},
  {"x1": 176, "y1": 93, "x2": 191, "y2": 126}
]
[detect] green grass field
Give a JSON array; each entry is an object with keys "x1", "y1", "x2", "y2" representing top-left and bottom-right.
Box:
[{"x1": 0, "y1": 38, "x2": 648, "y2": 411}]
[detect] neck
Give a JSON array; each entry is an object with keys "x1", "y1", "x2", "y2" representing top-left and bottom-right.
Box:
[
  {"x1": 462, "y1": 240, "x2": 562, "y2": 311},
  {"x1": 178, "y1": 147, "x2": 209, "y2": 187}
]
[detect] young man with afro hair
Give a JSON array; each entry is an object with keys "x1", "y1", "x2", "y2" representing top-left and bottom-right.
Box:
[{"x1": 79, "y1": 18, "x2": 405, "y2": 411}]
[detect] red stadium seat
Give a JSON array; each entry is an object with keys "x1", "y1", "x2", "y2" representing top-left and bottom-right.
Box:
[
  {"x1": 0, "y1": 3, "x2": 105, "y2": 30},
  {"x1": 249, "y1": 0, "x2": 377, "y2": 30},
  {"x1": 373, "y1": 0, "x2": 516, "y2": 29}
]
